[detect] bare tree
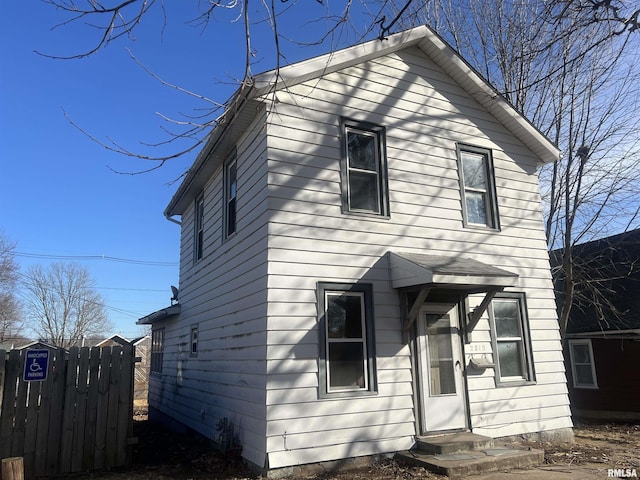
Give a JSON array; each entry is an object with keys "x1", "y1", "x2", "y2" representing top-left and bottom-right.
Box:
[
  {"x1": 407, "y1": 0, "x2": 640, "y2": 338},
  {"x1": 40, "y1": 1, "x2": 639, "y2": 337},
  {"x1": 22, "y1": 262, "x2": 112, "y2": 349},
  {"x1": 0, "y1": 231, "x2": 23, "y2": 344}
]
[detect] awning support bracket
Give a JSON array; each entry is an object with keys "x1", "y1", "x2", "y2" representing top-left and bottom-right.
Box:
[
  {"x1": 401, "y1": 287, "x2": 432, "y2": 343},
  {"x1": 466, "y1": 288, "x2": 503, "y2": 335}
]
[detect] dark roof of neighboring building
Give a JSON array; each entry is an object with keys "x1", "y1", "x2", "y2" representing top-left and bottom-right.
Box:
[{"x1": 551, "y1": 229, "x2": 640, "y2": 334}]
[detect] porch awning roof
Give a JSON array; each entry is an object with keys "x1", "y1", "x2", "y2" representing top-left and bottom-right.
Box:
[
  {"x1": 389, "y1": 252, "x2": 518, "y2": 291},
  {"x1": 137, "y1": 304, "x2": 181, "y2": 325}
]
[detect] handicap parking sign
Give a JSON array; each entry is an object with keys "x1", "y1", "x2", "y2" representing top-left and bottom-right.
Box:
[{"x1": 24, "y1": 349, "x2": 50, "y2": 382}]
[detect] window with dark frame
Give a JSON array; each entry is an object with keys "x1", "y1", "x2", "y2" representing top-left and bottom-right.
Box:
[
  {"x1": 151, "y1": 327, "x2": 165, "y2": 375},
  {"x1": 457, "y1": 145, "x2": 499, "y2": 229},
  {"x1": 318, "y1": 282, "x2": 377, "y2": 397},
  {"x1": 341, "y1": 119, "x2": 389, "y2": 216},
  {"x1": 489, "y1": 294, "x2": 535, "y2": 385},
  {"x1": 224, "y1": 156, "x2": 237, "y2": 238},
  {"x1": 194, "y1": 194, "x2": 204, "y2": 262},
  {"x1": 568, "y1": 339, "x2": 598, "y2": 388},
  {"x1": 190, "y1": 326, "x2": 198, "y2": 356}
]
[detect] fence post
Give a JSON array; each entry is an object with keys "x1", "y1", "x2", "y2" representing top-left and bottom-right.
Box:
[
  {"x1": 0, "y1": 350, "x2": 6, "y2": 418},
  {"x1": 1, "y1": 456, "x2": 24, "y2": 480}
]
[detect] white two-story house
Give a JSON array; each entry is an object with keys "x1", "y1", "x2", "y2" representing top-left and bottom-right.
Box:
[{"x1": 139, "y1": 25, "x2": 573, "y2": 475}]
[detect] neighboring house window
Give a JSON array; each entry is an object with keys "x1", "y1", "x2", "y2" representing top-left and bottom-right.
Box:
[
  {"x1": 224, "y1": 155, "x2": 237, "y2": 238},
  {"x1": 457, "y1": 145, "x2": 499, "y2": 229},
  {"x1": 190, "y1": 326, "x2": 198, "y2": 357},
  {"x1": 317, "y1": 282, "x2": 377, "y2": 397},
  {"x1": 151, "y1": 327, "x2": 165, "y2": 375},
  {"x1": 340, "y1": 119, "x2": 389, "y2": 216},
  {"x1": 568, "y1": 339, "x2": 598, "y2": 388},
  {"x1": 194, "y1": 193, "x2": 204, "y2": 262},
  {"x1": 489, "y1": 293, "x2": 535, "y2": 385}
]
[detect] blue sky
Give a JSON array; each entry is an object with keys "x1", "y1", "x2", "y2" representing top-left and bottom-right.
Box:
[{"x1": 0, "y1": 2, "x2": 376, "y2": 339}]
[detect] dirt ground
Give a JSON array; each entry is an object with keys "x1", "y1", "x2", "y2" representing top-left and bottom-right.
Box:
[{"x1": 56, "y1": 416, "x2": 640, "y2": 480}]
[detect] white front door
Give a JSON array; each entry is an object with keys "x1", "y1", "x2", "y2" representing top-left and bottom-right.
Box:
[{"x1": 417, "y1": 304, "x2": 467, "y2": 433}]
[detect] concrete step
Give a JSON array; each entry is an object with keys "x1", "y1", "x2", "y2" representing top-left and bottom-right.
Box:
[
  {"x1": 416, "y1": 432, "x2": 494, "y2": 454},
  {"x1": 396, "y1": 446, "x2": 544, "y2": 479}
]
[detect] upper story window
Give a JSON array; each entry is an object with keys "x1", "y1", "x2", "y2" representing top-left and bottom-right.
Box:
[
  {"x1": 340, "y1": 119, "x2": 389, "y2": 217},
  {"x1": 568, "y1": 339, "x2": 598, "y2": 389},
  {"x1": 317, "y1": 282, "x2": 378, "y2": 398},
  {"x1": 194, "y1": 193, "x2": 204, "y2": 262},
  {"x1": 489, "y1": 293, "x2": 535, "y2": 385},
  {"x1": 457, "y1": 145, "x2": 499, "y2": 229},
  {"x1": 224, "y1": 155, "x2": 237, "y2": 238},
  {"x1": 151, "y1": 327, "x2": 165, "y2": 375}
]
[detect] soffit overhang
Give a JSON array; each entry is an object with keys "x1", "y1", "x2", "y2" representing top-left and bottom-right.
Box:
[{"x1": 137, "y1": 304, "x2": 181, "y2": 325}]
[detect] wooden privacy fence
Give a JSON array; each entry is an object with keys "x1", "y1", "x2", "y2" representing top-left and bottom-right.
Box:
[{"x1": 0, "y1": 345, "x2": 135, "y2": 479}]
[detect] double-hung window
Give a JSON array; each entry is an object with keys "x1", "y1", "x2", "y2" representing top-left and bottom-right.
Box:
[
  {"x1": 341, "y1": 119, "x2": 389, "y2": 216},
  {"x1": 194, "y1": 194, "x2": 204, "y2": 262},
  {"x1": 151, "y1": 327, "x2": 165, "y2": 375},
  {"x1": 224, "y1": 155, "x2": 237, "y2": 238},
  {"x1": 457, "y1": 145, "x2": 499, "y2": 229},
  {"x1": 190, "y1": 325, "x2": 199, "y2": 357},
  {"x1": 568, "y1": 339, "x2": 598, "y2": 388},
  {"x1": 318, "y1": 283, "x2": 377, "y2": 397},
  {"x1": 489, "y1": 293, "x2": 535, "y2": 385}
]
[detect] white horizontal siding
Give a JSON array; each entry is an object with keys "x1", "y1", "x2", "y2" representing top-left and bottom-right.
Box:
[
  {"x1": 152, "y1": 109, "x2": 271, "y2": 468},
  {"x1": 263, "y1": 45, "x2": 569, "y2": 468}
]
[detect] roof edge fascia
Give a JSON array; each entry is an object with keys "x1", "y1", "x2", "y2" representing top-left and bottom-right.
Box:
[
  {"x1": 414, "y1": 28, "x2": 559, "y2": 165},
  {"x1": 165, "y1": 82, "x2": 256, "y2": 217},
  {"x1": 252, "y1": 27, "x2": 428, "y2": 95}
]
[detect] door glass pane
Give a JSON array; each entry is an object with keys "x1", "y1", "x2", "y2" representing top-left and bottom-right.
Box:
[
  {"x1": 497, "y1": 341, "x2": 523, "y2": 377},
  {"x1": 426, "y1": 314, "x2": 456, "y2": 395},
  {"x1": 328, "y1": 342, "x2": 365, "y2": 389}
]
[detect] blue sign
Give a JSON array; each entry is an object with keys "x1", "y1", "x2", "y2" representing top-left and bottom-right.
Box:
[{"x1": 24, "y1": 349, "x2": 50, "y2": 382}]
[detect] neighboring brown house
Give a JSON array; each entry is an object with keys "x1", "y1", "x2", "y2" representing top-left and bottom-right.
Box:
[{"x1": 552, "y1": 229, "x2": 640, "y2": 420}]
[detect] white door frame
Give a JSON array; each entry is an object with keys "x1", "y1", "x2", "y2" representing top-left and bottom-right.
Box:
[{"x1": 416, "y1": 303, "x2": 467, "y2": 433}]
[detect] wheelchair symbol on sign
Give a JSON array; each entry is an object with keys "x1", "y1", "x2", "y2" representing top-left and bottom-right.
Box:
[
  {"x1": 30, "y1": 358, "x2": 43, "y2": 372},
  {"x1": 24, "y1": 349, "x2": 49, "y2": 381}
]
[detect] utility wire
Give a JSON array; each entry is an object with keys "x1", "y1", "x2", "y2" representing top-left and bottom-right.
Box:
[{"x1": 14, "y1": 251, "x2": 178, "y2": 267}]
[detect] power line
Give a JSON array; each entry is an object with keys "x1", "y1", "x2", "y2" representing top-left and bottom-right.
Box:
[{"x1": 14, "y1": 251, "x2": 178, "y2": 267}]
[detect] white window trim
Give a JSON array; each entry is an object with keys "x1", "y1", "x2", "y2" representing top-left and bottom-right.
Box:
[
  {"x1": 194, "y1": 194, "x2": 204, "y2": 263},
  {"x1": 340, "y1": 119, "x2": 390, "y2": 218},
  {"x1": 317, "y1": 282, "x2": 378, "y2": 398},
  {"x1": 223, "y1": 154, "x2": 237, "y2": 239},
  {"x1": 489, "y1": 293, "x2": 536, "y2": 386},
  {"x1": 568, "y1": 339, "x2": 598, "y2": 389},
  {"x1": 325, "y1": 291, "x2": 369, "y2": 393},
  {"x1": 151, "y1": 327, "x2": 165, "y2": 375},
  {"x1": 457, "y1": 144, "x2": 500, "y2": 230},
  {"x1": 190, "y1": 325, "x2": 199, "y2": 357}
]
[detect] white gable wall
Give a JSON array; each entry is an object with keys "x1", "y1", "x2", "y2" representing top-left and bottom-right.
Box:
[
  {"x1": 149, "y1": 109, "x2": 271, "y2": 468},
  {"x1": 263, "y1": 46, "x2": 570, "y2": 468}
]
